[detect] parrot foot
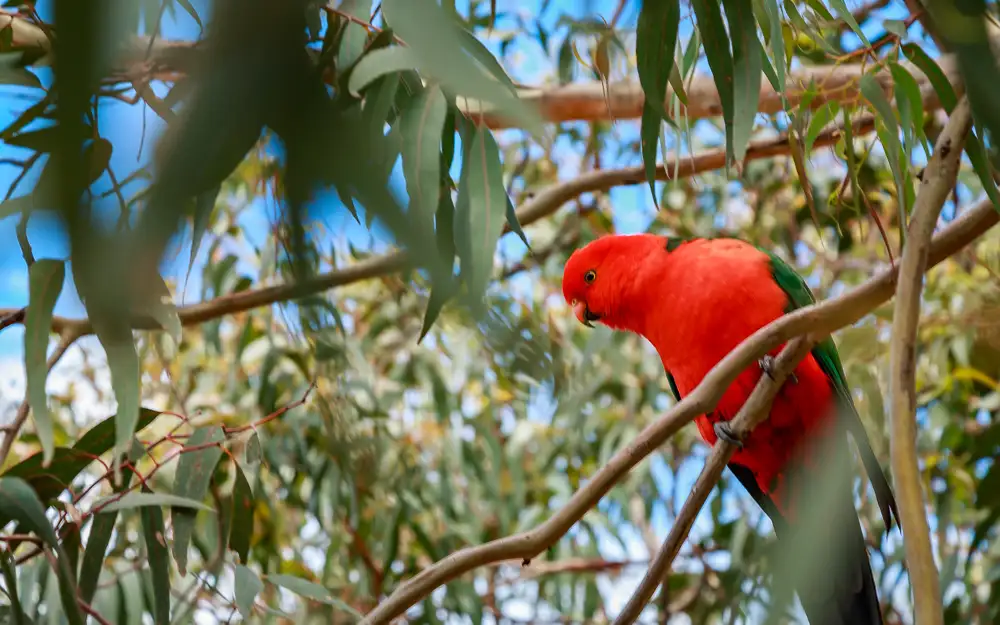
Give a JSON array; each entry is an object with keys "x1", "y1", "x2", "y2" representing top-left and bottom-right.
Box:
[
  {"x1": 758, "y1": 355, "x2": 797, "y2": 384},
  {"x1": 714, "y1": 422, "x2": 743, "y2": 449}
]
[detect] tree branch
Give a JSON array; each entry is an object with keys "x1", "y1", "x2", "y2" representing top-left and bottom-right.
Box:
[
  {"x1": 0, "y1": 10, "x2": 966, "y2": 128},
  {"x1": 889, "y1": 95, "x2": 973, "y2": 625},
  {"x1": 0, "y1": 114, "x2": 878, "y2": 337},
  {"x1": 360, "y1": 196, "x2": 999, "y2": 624},
  {"x1": 612, "y1": 338, "x2": 815, "y2": 625}
]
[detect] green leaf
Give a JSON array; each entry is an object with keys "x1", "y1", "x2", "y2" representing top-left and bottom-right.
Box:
[
  {"x1": 829, "y1": 0, "x2": 870, "y2": 47},
  {"x1": 860, "y1": 74, "x2": 907, "y2": 217},
  {"x1": 348, "y1": 47, "x2": 422, "y2": 96},
  {"x1": 890, "y1": 62, "x2": 929, "y2": 157},
  {"x1": 928, "y1": 0, "x2": 1000, "y2": 156},
  {"x1": 419, "y1": 189, "x2": 458, "y2": 343},
  {"x1": 186, "y1": 184, "x2": 219, "y2": 284},
  {"x1": 245, "y1": 432, "x2": 262, "y2": 464},
  {"x1": 640, "y1": 104, "x2": 662, "y2": 204},
  {"x1": 78, "y1": 440, "x2": 146, "y2": 606},
  {"x1": 90, "y1": 320, "x2": 140, "y2": 473},
  {"x1": 228, "y1": 462, "x2": 254, "y2": 564},
  {"x1": 0, "y1": 478, "x2": 82, "y2": 625},
  {"x1": 145, "y1": 273, "x2": 181, "y2": 346},
  {"x1": 761, "y1": 0, "x2": 785, "y2": 95},
  {"x1": 723, "y1": 0, "x2": 763, "y2": 164},
  {"x1": 96, "y1": 492, "x2": 215, "y2": 513},
  {"x1": 233, "y1": 565, "x2": 262, "y2": 619},
  {"x1": 456, "y1": 27, "x2": 519, "y2": 93},
  {"x1": 805, "y1": 101, "x2": 840, "y2": 155},
  {"x1": 382, "y1": 0, "x2": 542, "y2": 135},
  {"x1": 0, "y1": 409, "x2": 161, "y2": 525},
  {"x1": 24, "y1": 259, "x2": 64, "y2": 466},
  {"x1": 175, "y1": 0, "x2": 203, "y2": 32},
  {"x1": 266, "y1": 575, "x2": 363, "y2": 618},
  {"x1": 140, "y1": 491, "x2": 170, "y2": 625},
  {"x1": 0, "y1": 550, "x2": 29, "y2": 625},
  {"x1": 337, "y1": 0, "x2": 372, "y2": 70},
  {"x1": 0, "y1": 52, "x2": 41, "y2": 89},
  {"x1": 170, "y1": 426, "x2": 225, "y2": 575},
  {"x1": 691, "y1": 0, "x2": 735, "y2": 163},
  {"x1": 636, "y1": 0, "x2": 680, "y2": 118},
  {"x1": 456, "y1": 126, "x2": 509, "y2": 304},
  {"x1": 902, "y1": 43, "x2": 957, "y2": 113},
  {"x1": 401, "y1": 84, "x2": 448, "y2": 231},
  {"x1": 505, "y1": 195, "x2": 529, "y2": 249}
]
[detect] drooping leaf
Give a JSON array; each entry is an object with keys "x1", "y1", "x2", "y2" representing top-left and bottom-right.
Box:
[
  {"x1": 636, "y1": 0, "x2": 680, "y2": 118},
  {"x1": 170, "y1": 426, "x2": 225, "y2": 575},
  {"x1": 186, "y1": 184, "x2": 220, "y2": 283},
  {"x1": 348, "y1": 47, "x2": 422, "y2": 96},
  {"x1": 234, "y1": 565, "x2": 263, "y2": 619},
  {"x1": 456, "y1": 125, "x2": 509, "y2": 305},
  {"x1": 640, "y1": 105, "x2": 662, "y2": 204},
  {"x1": 504, "y1": 195, "x2": 529, "y2": 249},
  {"x1": 805, "y1": 100, "x2": 840, "y2": 155},
  {"x1": 902, "y1": 43, "x2": 957, "y2": 113},
  {"x1": 91, "y1": 319, "x2": 141, "y2": 474},
  {"x1": 381, "y1": 0, "x2": 542, "y2": 135},
  {"x1": 78, "y1": 440, "x2": 146, "y2": 606},
  {"x1": 140, "y1": 490, "x2": 170, "y2": 625},
  {"x1": 24, "y1": 259, "x2": 64, "y2": 466},
  {"x1": 229, "y1": 462, "x2": 254, "y2": 564},
  {"x1": 96, "y1": 492, "x2": 215, "y2": 513},
  {"x1": 691, "y1": 0, "x2": 736, "y2": 164},
  {"x1": 860, "y1": 74, "x2": 908, "y2": 219},
  {"x1": 927, "y1": 0, "x2": 1000, "y2": 152},
  {"x1": 266, "y1": 575, "x2": 363, "y2": 618},
  {"x1": 723, "y1": 0, "x2": 763, "y2": 165},
  {"x1": 762, "y1": 0, "x2": 786, "y2": 96},
  {"x1": 0, "y1": 478, "x2": 83, "y2": 625},
  {"x1": 0, "y1": 550, "x2": 29, "y2": 625},
  {"x1": 400, "y1": 84, "x2": 448, "y2": 230},
  {"x1": 145, "y1": 273, "x2": 182, "y2": 346},
  {"x1": 829, "y1": 0, "x2": 870, "y2": 47},
  {"x1": 337, "y1": 0, "x2": 372, "y2": 70}
]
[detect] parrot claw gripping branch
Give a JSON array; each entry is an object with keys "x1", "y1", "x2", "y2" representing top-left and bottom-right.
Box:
[{"x1": 562, "y1": 234, "x2": 900, "y2": 625}]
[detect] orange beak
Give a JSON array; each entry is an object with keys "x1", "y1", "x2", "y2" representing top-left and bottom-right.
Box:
[{"x1": 573, "y1": 300, "x2": 595, "y2": 327}]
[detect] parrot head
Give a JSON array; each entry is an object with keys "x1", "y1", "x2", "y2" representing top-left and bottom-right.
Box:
[{"x1": 561, "y1": 233, "x2": 664, "y2": 330}]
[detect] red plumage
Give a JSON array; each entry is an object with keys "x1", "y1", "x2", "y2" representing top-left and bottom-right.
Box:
[{"x1": 562, "y1": 233, "x2": 897, "y2": 624}]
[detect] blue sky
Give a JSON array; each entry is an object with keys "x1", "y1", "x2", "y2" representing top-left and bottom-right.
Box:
[{"x1": 0, "y1": 0, "x2": 953, "y2": 621}]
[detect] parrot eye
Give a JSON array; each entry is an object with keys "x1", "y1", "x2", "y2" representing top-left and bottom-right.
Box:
[{"x1": 583, "y1": 269, "x2": 597, "y2": 284}]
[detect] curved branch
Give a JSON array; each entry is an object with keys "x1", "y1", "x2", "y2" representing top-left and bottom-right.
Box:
[
  {"x1": 0, "y1": 11, "x2": 966, "y2": 128},
  {"x1": 0, "y1": 115, "x2": 878, "y2": 337},
  {"x1": 360, "y1": 196, "x2": 999, "y2": 624},
  {"x1": 889, "y1": 95, "x2": 972, "y2": 625},
  {"x1": 613, "y1": 337, "x2": 815, "y2": 625}
]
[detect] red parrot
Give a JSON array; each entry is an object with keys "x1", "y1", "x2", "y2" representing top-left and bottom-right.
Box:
[{"x1": 562, "y1": 234, "x2": 898, "y2": 625}]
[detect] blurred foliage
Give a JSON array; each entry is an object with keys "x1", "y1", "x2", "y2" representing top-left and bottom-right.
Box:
[{"x1": 0, "y1": 0, "x2": 1000, "y2": 624}]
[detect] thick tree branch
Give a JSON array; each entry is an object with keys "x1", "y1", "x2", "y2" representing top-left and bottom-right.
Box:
[
  {"x1": 360, "y1": 196, "x2": 999, "y2": 624},
  {"x1": 0, "y1": 11, "x2": 965, "y2": 128},
  {"x1": 0, "y1": 115, "x2": 878, "y2": 337},
  {"x1": 613, "y1": 338, "x2": 815, "y2": 625},
  {"x1": 889, "y1": 95, "x2": 972, "y2": 625}
]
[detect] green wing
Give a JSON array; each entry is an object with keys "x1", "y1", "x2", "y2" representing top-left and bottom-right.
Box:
[{"x1": 763, "y1": 248, "x2": 899, "y2": 530}]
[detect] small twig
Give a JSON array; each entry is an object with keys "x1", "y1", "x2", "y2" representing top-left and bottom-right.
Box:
[
  {"x1": 889, "y1": 95, "x2": 973, "y2": 625},
  {"x1": 612, "y1": 338, "x2": 814, "y2": 624}
]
